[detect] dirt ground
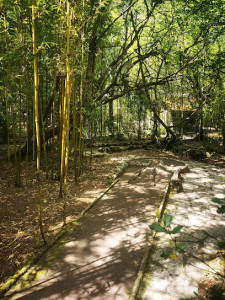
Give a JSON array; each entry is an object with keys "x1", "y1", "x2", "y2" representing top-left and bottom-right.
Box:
[
  {"x1": 0, "y1": 152, "x2": 119, "y2": 285},
  {"x1": 0, "y1": 147, "x2": 224, "y2": 287}
]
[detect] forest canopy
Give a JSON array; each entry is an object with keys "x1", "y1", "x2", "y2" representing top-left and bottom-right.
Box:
[{"x1": 1, "y1": 0, "x2": 225, "y2": 178}]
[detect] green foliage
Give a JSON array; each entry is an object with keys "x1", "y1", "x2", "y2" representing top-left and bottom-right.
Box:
[
  {"x1": 212, "y1": 195, "x2": 225, "y2": 214},
  {"x1": 218, "y1": 206, "x2": 225, "y2": 214},
  {"x1": 169, "y1": 225, "x2": 184, "y2": 234},
  {"x1": 218, "y1": 241, "x2": 225, "y2": 249},
  {"x1": 149, "y1": 213, "x2": 184, "y2": 259},
  {"x1": 193, "y1": 291, "x2": 199, "y2": 297},
  {"x1": 1, "y1": 0, "x2": 225, "y2": 144},
  {"x1": 106, "y1": 176, "x2": 114, "y2": 185},
  {"x1": 160, "y1": 250, "x2": 173, "y2": 259},
  {"x1": 212, "y1": 198, "x2": 225, "y2": 205},
  {"x1": 1, "y1": 0, "x2": 225, "y2": 156},
  {"x1": 163, "y1": 212, "x2": 172, "y2": 227},
  {"x1": 176, "y1": 242, "x2": 185, "y2": 253},
  {"x1": 149, "y1": 213, "x2": 183, "y2": 235},
  {"x1": 149, "y1": 222, "x2": 166, "y2": 233}
]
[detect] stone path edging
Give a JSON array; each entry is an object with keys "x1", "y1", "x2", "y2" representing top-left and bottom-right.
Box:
[
  {"x1": 139, "y1": 160, "x2": 225, "y2": 300},
  {"x1": 129, "y1": 161, "x2": 188, "y2": 300},
  {"x1": 0, "y1": 156, "x2": 189, "y2": 299}
]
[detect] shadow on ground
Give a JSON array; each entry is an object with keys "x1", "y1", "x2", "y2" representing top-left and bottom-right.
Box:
[
  {"x1": 138, "y1": 161, "x2": 225, "y2": 300},
  {"x1": 5, "y1": 159, "x2": 177, "y2": 300}
]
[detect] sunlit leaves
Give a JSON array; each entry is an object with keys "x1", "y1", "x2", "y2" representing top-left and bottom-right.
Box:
[
  {"x1": 212, "y1": 197, "x2": 225, "y2": 214},
  {"x1": 176, "y1": 242, "x2": 185, "y2": 253},
  {"x1": 212, "y1": 198, "x2": 225, "y2": 205},
  {"x1": 163, "y1": 212, "x2": 172, "y2": 227},
  {"x1": 149, "y1": 213, "x2": 183, "y2": 235},
  {"x1": 150, "y1": 222, "x2": 166, "y2": 232},
  {"x1": 169, "y1": 225, "x2": 183, "y2": 234},
  {"x1": 160, "y1": 250, "x2": 173, "y2": 259},
  {"x1": 149, "y1": 213, "x2": 185, "y2": 260},
  {"x1": 218, "y1": 206, "x2": 225, "y2": 214}
]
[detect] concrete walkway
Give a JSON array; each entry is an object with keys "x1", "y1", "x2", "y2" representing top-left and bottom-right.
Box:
[
  {"x1": 5, "y1": 158, "x2": 183, "y2": 300},
  {"x1": 4, "y1": 158, "x2": 225, "y2": 300},
  {"x1": 139, "y1": 161, "x2": 225, "y2": 300}
]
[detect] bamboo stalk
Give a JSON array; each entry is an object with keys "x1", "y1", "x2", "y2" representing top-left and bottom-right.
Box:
[
  {"x1": 4, "y1": 14, "x2": 18, "y2": 183},
  {"x1": 32, "y1": 0, "x2": 46, "y2": 244},
  {"x1": 63, "y1": 0, "x2": 71, "y2": 225},
  {"x1": 72, "y1": 74, "x2": 78, "y2": 181},
  {"x1": 52, "y1": 44, "x2": 57, "y2": 180},
  {"x1": 59, "y1": 75, "x2": 66, "y2": 199},
  {"x1": 78, "y1": 0, "x2": 85, "y2": 177}
]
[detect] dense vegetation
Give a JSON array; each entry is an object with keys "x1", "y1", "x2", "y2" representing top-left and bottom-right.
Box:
[{"x1": 0, "y1": 0, "x2": 225, "y2": 253}]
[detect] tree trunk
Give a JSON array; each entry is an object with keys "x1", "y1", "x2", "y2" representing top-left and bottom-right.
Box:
[
  {"x1": 4, "y1": 14, "x2": 19, "y2": 184},
  {"x1": 51, "y1": 42, "x2": 57, "y2": 179},
  {"x1": 78, "y1": 2, "x2": 85, "y2": 177},
  {"x1": 62, "y1": 0, "x2": 71, "y2": 225},
  {"x1": 132, "y1": 17, "x2": 177, "y2": 143},
  {"x1": 32, "y1": 0, "x2": 46, "y2": 244},
  {"x1": 222, "y1": 121, "x2": 225, "y2": 152},
  {"x1": 100, "y1": 104, "x2": 103, "y2": 137},
  {"x1": 153, "y1": 111, "x2": 158, "y2": 138},
  {"x1": 59, "y1": 76, "x2": 66, "y2": 198},
  {"x1": 138, "y1": 102, "x2": 142, "y2": 140},
  {"x1": 199, "y1": 105, "x2": 204, "y2": 141},
  {"x1": 108, "y1": 101, "x2": 114, "y2": 136}
]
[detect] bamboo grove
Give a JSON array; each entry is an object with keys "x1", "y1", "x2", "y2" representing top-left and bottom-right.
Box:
[{"x1": 1, "y1": 0, "x2": 225, "y2": 241}]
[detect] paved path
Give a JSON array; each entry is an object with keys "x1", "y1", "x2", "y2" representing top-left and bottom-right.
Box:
[
  {"x1": 139, "y1": 161, "x2": 225, "y2": 300},
  {"x1": 6, "y1": 158, "x2": 181, "y2": 300}
]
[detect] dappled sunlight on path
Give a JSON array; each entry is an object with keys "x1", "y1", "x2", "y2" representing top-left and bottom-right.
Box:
[
  {"x1": 141, "y1": 161, "x2": 225, "y2": 300},
  {"x1": 6, "y1": 158, "x2": 182, "y2": 300}
]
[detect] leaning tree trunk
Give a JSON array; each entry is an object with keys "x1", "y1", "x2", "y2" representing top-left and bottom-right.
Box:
[
  {"x1": 153, "y1": 111, "x2": 158, "y2": 138},
  {"x1": 132, "y1": 17, "x2": 177, "y2": 145}
]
